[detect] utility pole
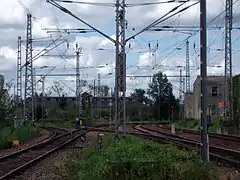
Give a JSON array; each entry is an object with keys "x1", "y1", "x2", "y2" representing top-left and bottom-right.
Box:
[
  {"x1": 224, "y1": 0, "x2": 233, "y2": 124},
  {"x1": 186, "y1": 40, "x2": 190, "y2": 92},
  {"x1": 200, "y1": 0, "x2": 209, "y2": 162},
  {"x1": 24, "y1": 13, "x2": 35, "y2": 124},
  {"x1": 109, "y1": 87, "x2": 113, "y2": 127},
  {"x1": 182, "y1": 77, "x2": 185, "y2": 120},
  {"x1": 115, "y1": 0, "x2": 126, "y2": 137},
  {"x1": 33, "y1": 67, "x2": 36, "y2": 120},
  {"x1": 98, "y1": 73, "x2": 101, "y2": 119},
  {"x1": 179, "y1": 69, "x2": 183, "y2": 120},
  {"x1": 41, "y1": 76, "x2": 45, "y2": 121},
  {"x1": 75, "y1": 43, "x2": 83, "y2": 128},
  {"x1": 93, "y1": 79, "x2": 96, "y2": 97},
  {"x1": 17, "y1": 36, "x2": 23, "y2": 126}
]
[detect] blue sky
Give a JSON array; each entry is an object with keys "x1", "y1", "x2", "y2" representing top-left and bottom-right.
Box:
[{"x1": 1, "y1": 0, "x2": 240, "y2": 98}]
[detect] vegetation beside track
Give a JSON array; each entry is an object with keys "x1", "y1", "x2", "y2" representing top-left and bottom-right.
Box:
[
  {"x1": 36, "y1": 119, "x2": 110, "y2": 128},
  {"x1": 174, "y1": 119, "x2": 200, "y2": 130},
  {"x1": 36, "y1": 120, "x2": 76, "y2": 128},
  {"x1": 174, "y1": 117, "x2": 222, "y2": 133},
  {"x1": 0, "y1": 123, "x2": 39, "y2": 149},
  {"x1": 65, "y1": 135, "x2": 218, "y2": 180}
]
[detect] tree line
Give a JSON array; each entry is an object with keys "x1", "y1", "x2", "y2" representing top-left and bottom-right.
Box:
[
  {"x1": 0, "y1": 71, "x2": 181, "y2": 128},
  {"x1": 128, "y1": 71, "x2": 179, "y2": 121}
]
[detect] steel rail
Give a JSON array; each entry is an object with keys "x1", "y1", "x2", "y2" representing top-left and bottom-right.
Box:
[
  {"x1": 134, "y1": 125, "x2": 240, "y2": 167},
  {"x1": 0, "y1": 129, "x2": 83, "y2": 179},
  {"x1": 157, "y1": 125, "x2": 240, "y2": 142},
  {"x1": 0, "y1": 127, "x2": 68, "y2": 160}
]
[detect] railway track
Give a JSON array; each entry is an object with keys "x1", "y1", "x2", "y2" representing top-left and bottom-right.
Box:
[
  {"x1": 132, "y1": 124, "x2": 240, "y2": 168},
  {"x1": 0, "y1": 128, "x2": 85, "y2": 180},
  {"x1": 155, "y1": 125, "x2": 240, "y2": 151},
  {"x1": 0, "y1": 126, "x2": 68, "y2": 159},
  {"x1": 4, "y1": 122, "x2": 238, "y2": 179},
  {"x1": 158, "y1": 125, "x2": 240, "y2": 142}
]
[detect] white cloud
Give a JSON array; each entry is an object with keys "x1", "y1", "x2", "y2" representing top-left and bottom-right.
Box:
[{"x1": 2, "y1": 0, "x2": 240, "y2": 99}]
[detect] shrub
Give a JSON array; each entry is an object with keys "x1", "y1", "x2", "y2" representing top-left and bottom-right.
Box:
[
  {"x1": 0, "y1": 124, "x2": 39, "y2": 148},
  {"x1": 65, "y1": 136, "x2": 218, "y2": 180}
]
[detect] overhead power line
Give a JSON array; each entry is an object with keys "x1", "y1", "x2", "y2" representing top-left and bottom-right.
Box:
[{"x1": 53, "y1": 0, "x2": 198, "y2": 7}]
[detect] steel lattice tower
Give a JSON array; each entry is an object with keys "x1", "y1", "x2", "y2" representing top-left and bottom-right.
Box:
[
  {"x1": 17, "y1": 36, "x2": 23, "y2": 124},
  {"x1": 76, "y1": 44, "x2": 83, "y2": 127},
  {"x1": 114, "y1": 0, "x2": 126, "y2": 137},
  {"x1": 179, "y1": 69, "x2": 183, "y2": 120},
  {"x1": 33, "y1": 67, "x2": 36, "y2": 118},
  {"x1": 186, "y1": 40, "x2": 190, "y2": 92},
  {"x1": 98, "y1": 73, "x2": 101, "y2": 96},
  {"x1": 98, "y1": 73, "x2": 101, "y2": 119},
  {"x1": 24, "y1": 14, "x2": 34, "y2": 122},
  {"x1": 224, "y1": 0, "x2": 233, "y2": 121}
]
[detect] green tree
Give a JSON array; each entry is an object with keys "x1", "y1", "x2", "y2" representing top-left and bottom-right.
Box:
[
  {"x1": 0, "y1": 88, "x2": 16, "y2": 128},
  {"x1": 148, "y1": 71, "x2": 177, "y2": 121},
  {"x1": 129, "y1": 89, "x2": 150, "y2": 121},
  {"x1": 130, "y1": 89, "x2": 148, "y2": 104},
  {"x1": 59, "y1": 94, "x2": 67, "y2": 110},
  {"x1": 101, "y1": 85, "x2": 110, "y2": 97},
  {"x1": 89, "y1": 84, "x2": 110, "y2": 97},
  {"x1": 36, "y1": 104, "x2": 43, "y2": 121}
]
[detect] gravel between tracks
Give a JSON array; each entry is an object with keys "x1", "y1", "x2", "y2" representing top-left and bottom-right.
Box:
[
  {"x1": 10, "y1": 131, "x2": 104, "y2": 180},
  {"x1": 0, "y1": 128, "x2": 51, "y2": 157}
]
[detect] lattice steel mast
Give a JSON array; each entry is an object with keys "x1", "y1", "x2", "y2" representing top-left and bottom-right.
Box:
[
  {"x1": 224, "y1": 0, "x2": 233, "y2": 121},
  {"x1": 17, "y1": 36, "x2": 23, "y2": 125},
  {"x1": 114, "y1": 0, "x2": 126, "y2": 137},
  {"x1": 24, "y1": 13, "x2": 35, "y2": 123},
  {"x1": 186, "y1": 40, "x2": 190, "y2": 92},
  {"x1": 75, "y1": 44, "x2": 83, "y2": 128},
  {"x1": 98, "y1": 73, "x2": 101, "y2": 119},
  {"x1": 179, "y1": 69, "x2": 183, "y2": 120}
]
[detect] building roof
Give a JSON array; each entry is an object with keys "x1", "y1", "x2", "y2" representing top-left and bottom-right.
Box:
[{"x1": 193, "y1": 75, "x2": 224, "y2": 88}]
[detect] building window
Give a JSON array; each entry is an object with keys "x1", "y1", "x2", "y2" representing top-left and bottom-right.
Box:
[{"x1": 211, "y1": 86, "x2": 218, "y2": 96}]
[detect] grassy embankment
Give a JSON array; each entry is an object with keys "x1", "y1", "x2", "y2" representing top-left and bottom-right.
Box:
[
  {"x1": 64, "y1": 135, "x2": 219, "y2": 180},
  {"x1": 0, "y1": 123, "x2": 39, "y2": 148}
]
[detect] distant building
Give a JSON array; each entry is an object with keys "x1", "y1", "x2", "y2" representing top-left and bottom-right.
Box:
[
  {"x1": 184, "y1": 75, "x2": 225, "y2": 120},
  {"x1": 34, "y1": 92, "x2": 134, "y2": 110}
]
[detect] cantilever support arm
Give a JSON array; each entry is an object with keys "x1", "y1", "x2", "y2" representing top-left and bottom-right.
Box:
[
  {"x1": 126, "y1": 1, "x2": 199, "y2": 42},
  {"x1": 47, "y1": 0, "x2": 116, "y2": 44},
  {"x1": 32, "y1": 39, "x2": 67, "y2": 61}
]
